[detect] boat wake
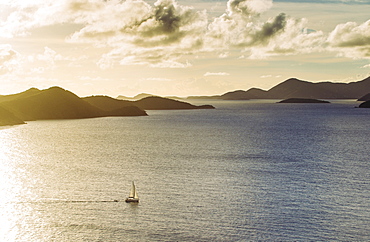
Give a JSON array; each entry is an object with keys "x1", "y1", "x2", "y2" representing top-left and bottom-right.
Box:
[
  {"x1": 12, "y1": 200, "x2": 121, "y2": 204},
  {"x1": 50, "y1": 200, "x2": 120, "y2": 203}
]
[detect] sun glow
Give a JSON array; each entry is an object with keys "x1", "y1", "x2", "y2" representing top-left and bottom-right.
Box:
[{"x1": 0, "y1": 128, "x2": 25, "y2": 240}]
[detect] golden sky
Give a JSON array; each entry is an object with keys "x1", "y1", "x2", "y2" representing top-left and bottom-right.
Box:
[{"x1": 0, "y1": 0, "x2": 369, "y2": 97}]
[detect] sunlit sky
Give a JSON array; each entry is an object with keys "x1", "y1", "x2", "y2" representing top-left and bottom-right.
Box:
[{"x1": 1, "y1": 0, "x2": 369, "y2": 97}]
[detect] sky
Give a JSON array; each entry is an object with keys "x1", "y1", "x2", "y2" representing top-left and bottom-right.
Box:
[{"x1": 0, "y1": 0, "x2": 369, "y2": 97}]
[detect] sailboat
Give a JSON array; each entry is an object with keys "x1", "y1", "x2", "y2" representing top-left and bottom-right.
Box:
[{"x1": 125, "y1": 181, "x2": 139, "y2": 203}]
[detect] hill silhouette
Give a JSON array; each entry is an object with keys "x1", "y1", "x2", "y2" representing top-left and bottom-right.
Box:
[
  {"x1": 0, "y1": 106, "x2": 25, "y2": 126},
  {"x1": 0, "y1": 86, "x2": 215, "y2": 126},
  {"x1": 2, "y1": 87, "x2": 106, "y2": 120},
  {"x1": 0, "y1": 87, "x2": 41, "y2": 103},
  {"x1": 133, "y1": 96, "x2": 215, "y2": 110},
  {"x1": 117, "y1": 93, "x2": 155, "y2": 100},
  {"x1": 84, "y1": 95, "x2": 130, "y2": 111},
  {"x1": 188, "y1": 76, "x2": 370, "y2": 100},
  {"x1": 0, "y1": 87, "x2": 147, "y2": 125},
  {"x1": 83, "y1": 95, "x2": 147, "y2": 116},
  {"x1": 86, "y1": 95, "x2": 214, "y2": 110},
  {"x1": 358, "y1": 93, "x2": 370, "y2": 101},
  {"x1": 266, "y1": 77, "x2": 370, "y2": 99}
]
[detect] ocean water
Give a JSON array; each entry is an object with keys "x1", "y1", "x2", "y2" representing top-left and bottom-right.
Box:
[{"x1": 0, "y1": 100, "x2": 369, "y2": 241}]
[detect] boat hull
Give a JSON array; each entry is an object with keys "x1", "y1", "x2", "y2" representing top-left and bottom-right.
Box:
[{"x1": 125, "y1": 198, "x2": 139, "y2": 203}]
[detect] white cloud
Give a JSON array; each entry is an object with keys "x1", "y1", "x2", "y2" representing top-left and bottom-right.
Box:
[
  {"x1": 227, "y1": 0, "x2": 273, "y2": 18},
  {"x1": 327, "y1": 20, "x2": 370, "y2": 59},
  {"x1": 151, "y1": 60, "x2": 192, "y2": 68},
  {"x1": 204, "y1": 72, "x2": 230, "y2": 76},
  {"x1": 37, "y1": 47, "x2": 63, "y2": 63},
  {"x1": 26, "y1": 47, "x2": 68, "y2": 74},
  {"x1": 206, "y1": 2, "x2": 326, "y2": 58},
  {"x1": 260, "y1": 74, "x2": 282, "y2": 78},
  {"x1": 0, "y1": 45, "x2": 73, "y2": 78},
  {"x1": 144, "y1": 77, "x2": 173, "y2": 82},
  {"x1": 361, "y1": 63, "x2": 370, "y2": 68},
  {"x1": 0, "y1": 44, "x2": 21, "y2": 74},
  {"x1": 260, "y1": 75, "x2": 272, "y2": 78},
  {"x1": 218, "y1": 52, "x2": 229, "y2": 58}
]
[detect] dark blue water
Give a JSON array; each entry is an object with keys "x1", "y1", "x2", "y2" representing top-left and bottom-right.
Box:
[{"x1": 1, "y1": 100, "x2": 369, "y2": 241}]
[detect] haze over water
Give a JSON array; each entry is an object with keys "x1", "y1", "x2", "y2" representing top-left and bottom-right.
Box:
[{"x1": 1, "y1": 100, "x2": 369, "y2": 241}]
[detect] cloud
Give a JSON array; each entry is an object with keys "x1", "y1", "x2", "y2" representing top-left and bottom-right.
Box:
[
  {"x1": 248, "y1": 13, "x2": 288, "y2": 46},
  {"x1": 0, "y1": 45, "x2": 72, "y2": 77},
  {"x1": 260, "y1": 75, "x2": 272, "y2": 78},
  {"x1": 204, "y1": 72, "x2": 230, "y2": 76},
  {"x1": 36, "y1": 47, "x2": 63, "y2": 63},
  {"x1": 0, "y1": 44, "x2": 21, "y2": 74},
  {"x1": 227, "y1": 0, "x2": 273, "y2": 18},
  {"x1": 97, "y1": 45, "x2": 193, "y2": 69},
  {"x1": 260, "y1": 74, "x2": 282, "y2": 78},
  {"x1": 144, "y1": 77, "x2": 173, "y2": 82},
  {"x1": 327, "y1": 20, "x2": 370, "y2": 58},
  {"x1": 1, "y1": 0, "x2": 368, "y2": 68},
  {"x1": 26, "y1": 46, "x2": 69, "y2": 74},
  {"x1": 206, "y1": 0, "x2": 277, "y2": 49},
  {"x1": 4, "y1": 0, "x2": 312, "y2": 63},
  {"x1": 68, "y1": 0, "x2": 208, "y2": 66},
  {"x1": 206, "y1": 1, "x2": 325, "y2": 58},
  {"x1": 0, "y1": 1, "x2": 68, "y2": 38},
  {"x1": 247, "y1": 18, "x2": 326, "y2": 58},
  {"x1": 362, "y1": 64, "x2": 370, "y2": 68}
]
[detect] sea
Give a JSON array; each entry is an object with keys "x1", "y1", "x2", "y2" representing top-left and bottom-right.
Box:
[{"x1": 0, "y1": 100, "x2": 369, "y2": 241}]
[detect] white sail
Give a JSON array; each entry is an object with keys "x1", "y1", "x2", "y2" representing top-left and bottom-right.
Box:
[
  {"x1": 125, "y1": 181, "x2": 139, "y2": 202},
  {"x1": 129, "y1": 181, "x2": 136, "y2": 198}
]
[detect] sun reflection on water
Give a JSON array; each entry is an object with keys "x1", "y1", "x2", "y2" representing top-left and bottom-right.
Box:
[{"x1": 0, "y1": 128, "x2": 33, "y2": 241}]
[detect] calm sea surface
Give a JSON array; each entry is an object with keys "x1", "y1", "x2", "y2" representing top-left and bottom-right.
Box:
[{"x1": 0, "y1": 100, "x2": 369, "y2": 241}]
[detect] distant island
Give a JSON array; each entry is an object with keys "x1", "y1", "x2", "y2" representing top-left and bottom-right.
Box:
[
  {"x1": 84, "y1": 95, "x2": 214, "y2": 111},
  {"x1": 117, "y1": 93, "x2": 154, "y2": 101},
  {"x1": 187, "y1": 76, "x2": 370, "y2": 100},
  {"x1": 2, "y1": 75, "x2": 369, "y2": 126},
  {"x1": 0, "y1": 87, "x2": 214, "y2": 126},
  {"x1": 132, "y1": 96, "x2": 214, "y2": 110},
  {"x1": 278, "y1": 98, "x2": 330, "y2": 103},
  {"x1": 359, "y1": 100, "x2": 370, "y2": 108}
]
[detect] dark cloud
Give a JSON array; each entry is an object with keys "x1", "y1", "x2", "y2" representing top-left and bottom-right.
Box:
[
  {"x1": 228, "y1": 0, "x2": 254, "y2": 16},
  {"x1": 333, "y1": 37, "x2": 370, "y2": 48},
  {"x1": 227, "y1": 0, "x2": 273, "y2": 17},
  {"x1": 254, "y1": 13, "x2": 287, "y2": 45},
  {"x1": 131, "y1": 0, "x2": 204, "y2": 46},
  {"x1": 154, "y1": 2, "x2": 182, "y2": 33},
  {"x1": 135, "y1": 2, "x2": 206, "y2": 50}
]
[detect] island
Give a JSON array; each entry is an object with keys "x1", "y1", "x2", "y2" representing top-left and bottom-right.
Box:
[
  {"x1": 359, "y1": 100, "x2": 370, "y2": 108},
  {"x1": 0, "y1": 106, "x2": 25, "y2": 126},
  {"x1": 0, "y1": 86, "x2": 215, "y2": 126},
  {"x1": 187, "y1": 76, "x2": 370, "y2": 100},
  {"x1": 133, "y1": 96, "x2": 214, "y2": 110},
  {"x1": 277, "y1": 98, "x2": 330, "y2": 103}
]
